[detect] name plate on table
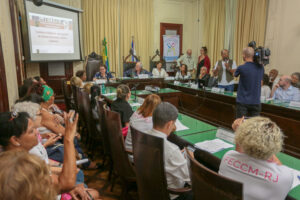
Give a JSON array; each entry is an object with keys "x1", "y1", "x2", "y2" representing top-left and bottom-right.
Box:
[
  {"x1": 191, "y1": 83, "x2": 198, "y2": 89},
  {"x1": 137, "y1": 97, "x2": 144, "y2": 104},
  {"x1": 138, "y1": 74, "x2": 149, "y2": 79},
  {"x1": 289, "y1": 101, "x2": 300, "y2": 108},
  {"x1": 95, "y1": 79, "x2": 107, "y2": 84},
  {"x1": 102, "y1": 92, "x2": 116, "y2": 97},
  {"x1": 216, "y1": 128, "x2": 235, "y2": 144},
  {"x1": 174, "y1": 81, "x2": 180, "y2": 85},
  {"x1": 211, "y1": 87, "x2": 221, "y2": 93},
  {"x1": 165, "y1": 76, "x2": 175, "y2": 80}
]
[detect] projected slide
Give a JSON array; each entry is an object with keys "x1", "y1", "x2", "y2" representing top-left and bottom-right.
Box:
[{"x1": 29, "y1": 12, "x2": 74, "y2": 54}]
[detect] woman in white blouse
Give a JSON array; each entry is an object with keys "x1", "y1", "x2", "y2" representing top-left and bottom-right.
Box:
[
  {"x1": 125, "y1": 94, "x2": 161, "y2": 151},
  {"x1": 152, "y1": 62, "x2": 169, "y2": 78},
  {"x1": 261, "y1": 74, "x2": 271, "y2": 99},
  {"x1": 175, "y1": 64, "x2": 191, "y2": 80}
]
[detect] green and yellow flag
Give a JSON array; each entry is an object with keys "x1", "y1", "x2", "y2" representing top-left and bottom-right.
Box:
[{"x1": 102, "y1": 37, "x2": 110, "y2": 71}]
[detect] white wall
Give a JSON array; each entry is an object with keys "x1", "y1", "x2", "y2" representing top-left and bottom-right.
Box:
[
  {"x1": 0, "y1": 0, "x2": 19, "y2": 109},
  {"x1": 265, "y1": 0, "x2": 300, "y2": 75}
]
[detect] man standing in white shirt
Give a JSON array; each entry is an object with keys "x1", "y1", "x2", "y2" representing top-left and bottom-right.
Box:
[
  {"x1": 177, "y1": 49, "x2": 196, "y2": 73},
  {"x1": 148, "y1": 102, "x2": 192, "y2": 200},
  {"x1": 213, "y1": 49, "x2": 237, "y2": 92}
]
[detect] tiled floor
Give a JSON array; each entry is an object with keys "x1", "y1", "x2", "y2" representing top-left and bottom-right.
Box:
[{"x1": 83, "y1": 157, "x2": 138, "y2": 200}]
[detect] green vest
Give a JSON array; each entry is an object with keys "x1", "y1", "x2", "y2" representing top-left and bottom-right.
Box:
[{"x1": 217, "y1": 59, "x2": 234, "y2": 83}]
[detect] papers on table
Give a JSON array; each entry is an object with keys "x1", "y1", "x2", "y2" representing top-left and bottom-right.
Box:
[
  {"x1": 175, "y1": 119, "x2": 189, "y2": 131},
  {"x1": 289, "y1": 101, "x2": 300, "y2": 108},
  {"x1": 286, "y1": 166, "x2": 300, "y2": 189},
  {"x1": 102, "y1": 92, "x2": 116, "y2": 96},
  {"x1": 130, "y1": 102, "x2": 142, "y2": 107},
  {"x1": 216, "y1": 128, "x2": 235, "y2": 144},
  {"x1": 195, "y1": 139, "x2": 234, "y2": 153},
  {"x1": 191, "y1": 83, "x2": 198, "y2": 89}
]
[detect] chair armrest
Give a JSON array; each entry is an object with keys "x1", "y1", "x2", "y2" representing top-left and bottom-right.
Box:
[
  {"x1": 125, "y1": 148, "x2": 133, "y2": 155},
  {"x1": 167, "y1": 186, "x2": 191, "y2": 195}
]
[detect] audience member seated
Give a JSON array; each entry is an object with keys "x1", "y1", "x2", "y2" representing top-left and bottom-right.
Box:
[
  {"x1": 83, "y1": 82, "x2": 94, "y2": 94},
  {"x1": 197, "y1": 46, "x2": 211, "y2": 77},
  {"x1": 125, "y1": 94, "x2": 161, "y2": 151},
  {"x1": 198, "y1": 66, "x2": 210, "y2": 87},
  {"x1": 261, "y1": 74, "x2": 271, "y2": 99},
  {"x1": 291, "y1": 72, "x2": 300, "y2": 88},
  {"x1": 111, "y1": 84, "x2": 134, "y2": 137},
  {"x1": 0, "y1": 111, "x2": 101, "y2": 199},
  {"x1": 219, "y1": 117, "x2": 293, "y2": 200},
  {"x1": 75, "y1": 70, "x2": 87, "y2": 82},
  {"x1": 0, "y1": 151, "x2": 56, "y2": 200},
  {"x1": 34, "y1": 76, "x2": 47, "y2": 85},
  {"x1": 70, "y1": 76, "x2": 83, "y2": 88},
  {"x1": 212, "y1": 49, "x2": 237, "y2": 92},
  {"x1": 147, "y1": 102, "x2": 192, "y2": 200},
  {"x1": 269, "y1": 69, "x2": 280, "y2": 89},
  {"x1": 90, "y1": 84, "x2": 102, "y2": 132},
  {"x1": 152, "y1": 61, "x2": 169, "y2": 78},
  {"x1": 123, "y1": 61, "x2": 152, "y2": 77},
  {"x1": 93, "y1": 64, "x2": 114, "y2": 80},
  {"x1": 175, "y1": 64, "x2": 191, "y2": 80},
  {"x1": 270, "y1": 75, "x2": 300, "y2": 102}
]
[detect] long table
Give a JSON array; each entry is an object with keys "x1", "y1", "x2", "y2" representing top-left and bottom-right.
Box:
[
  {"x1": 101, "y1": 84, "x2": 300, "y2": 199},
  {"x1": 166, "y1": 82, "x2": 300, "y2": 159}
]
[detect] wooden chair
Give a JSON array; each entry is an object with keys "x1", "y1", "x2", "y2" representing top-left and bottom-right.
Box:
[
  {"x1": 61, "y1": 79, "x2": 73, "y2": 111},
  {"x1": 123, "y1": 48, "x2": 140, "y2": 76},
  {"x1": 185, "y1": 148, "x2": 243, "y2": 200},
  {"x1": 149, "y1": 49, "x2": 166, "y2": 73},
  {"x1": 193, "y1": 148, "x2": 221, "y2": 172},
  {"x1": 131, "y1": 127, "x2": 191, "y2": 200},
  {"x1": 85, "y1": 52, "x2": 103, "y2": 81},
  {"x1": 103, "y1": 107, "x2": 136, "y2": 199}
]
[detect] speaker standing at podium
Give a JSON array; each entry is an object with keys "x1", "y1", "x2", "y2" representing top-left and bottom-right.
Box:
[{"x1": 234, "y1": 47, "x2": 264, "y2": 118}]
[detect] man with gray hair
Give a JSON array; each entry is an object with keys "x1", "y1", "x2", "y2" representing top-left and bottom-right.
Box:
[
  {"x1": 123, "y1": 61, "x2": 152, "y2": 77},
  {"x1": 234, "y1": 47, "x2": 264, "y2": 118},
  {"x1": 177, "y1": 49, "x2": 196, "y2": 73},
  {"x1": 148, "y1": 102, "x2": 192, "y2": 200},
  {"x1": 270, "y1": 75, "x2": 300, "y2": 102}
]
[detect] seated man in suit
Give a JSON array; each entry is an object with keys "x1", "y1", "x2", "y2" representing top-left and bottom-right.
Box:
[
  {"x1": 123, "y1": 62, "x2": 152, "y2": 77},
  {"x1": 270, "y1": 75, "x2": 300, "y2": 102},
  {"x1": 147, "y1": 102, "x2": 192, "y2": 200}
]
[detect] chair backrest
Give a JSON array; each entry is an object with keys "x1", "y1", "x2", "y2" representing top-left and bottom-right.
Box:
[
  {"x1": 131, "y1": 127, "x2": 170, "y2": 200},
  {"x1": 97, "y1": 100, "x2": 111, "y2": 155},
  {"x1": 123, "y1": 48, "x2": 140, "y2": 74},
  {"x1": 85, "y1": 52, "x2": 103, "y2": 81},
  {"x1": 186, "y1": 149, "x2": 243, "y2": 200},
  {"x1": 71, "y1": 85, "x2": 78, "y2": 112},
  {"x1": 103, "y1": 107, "x2": 135, "y2": 180},
  {"x1": 193, "y1": 148, "x2": 221, "y2": 172},
  {"x1": 80, "y1": 89, "x2": 96, "y2": 137},
  {"x1": 61, "y1": 79, "x2": 72, "y2": 111}
]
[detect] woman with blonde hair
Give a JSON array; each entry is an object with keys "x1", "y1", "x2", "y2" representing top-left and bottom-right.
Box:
[
  {"x1": 111, "y1": 84, "x2": 133, "y2": 136},
  {"x1": 0, "y1": 151, "x2": 56, "y2": 200},
  {"x1": 219, "y1": 117, "x2": 293, "y2": 200},
  {"x1": 125, "y1": 94, "x2": 161, "y2": 150}
]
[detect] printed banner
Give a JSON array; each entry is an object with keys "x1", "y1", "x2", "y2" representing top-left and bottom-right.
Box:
[{"x1": 163, "y1": 35, "x2": 180, "y2": 62}]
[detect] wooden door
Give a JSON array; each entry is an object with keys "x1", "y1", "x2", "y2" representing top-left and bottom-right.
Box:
[
  {"x1": 160, "y1": 23, "x2": 183, "y2": 57},
  {"x1": 0, "y1": 36, "x2": 9, "y2": 112},
  {"x1": 40, "y1": 62, "x2": 73, "y2": 99}
]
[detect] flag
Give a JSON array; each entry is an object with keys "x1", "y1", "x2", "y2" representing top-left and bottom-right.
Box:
[
  {"x1": 102, "y1": 37, "x2": 110, "y2": 72},
  {"x1": 131, "y1": 37, "x2": 137, "y2": 62}
]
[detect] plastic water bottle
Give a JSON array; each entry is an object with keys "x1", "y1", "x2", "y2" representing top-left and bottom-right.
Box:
[{"x1": 101, "y1": 84, "x2": 106, "y2": 94}]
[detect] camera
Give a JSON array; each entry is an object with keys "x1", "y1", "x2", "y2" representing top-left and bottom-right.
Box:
[{"x1": 248, "y1": 41, "x2": 271, "y2": 66}]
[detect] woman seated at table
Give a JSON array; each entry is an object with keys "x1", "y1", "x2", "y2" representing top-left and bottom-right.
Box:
[
  {"x1": 175, "y1": 64, "x2": 191, "y2": 80},
  {"x1": 125, "y1": 94, "x2": 161, "y2": 151},
  {"x1": 93, "y1": 64, "x2": 114, "y2": 81},
  {"x1": 152, "y1": 61, "x2": 169, "y2": 78},
  {"x1": 219, "y1": 117, "x2": 293, "y2": 200},
  {"x1": 111, "y1": 84, "x2": 133, "y2": 137},
  {"x1": 261, "y1": 74, "x2": 271, "y2": 99},
  {"x1": 198, "y1": 66, "x2": 210, "y2": 87}
]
